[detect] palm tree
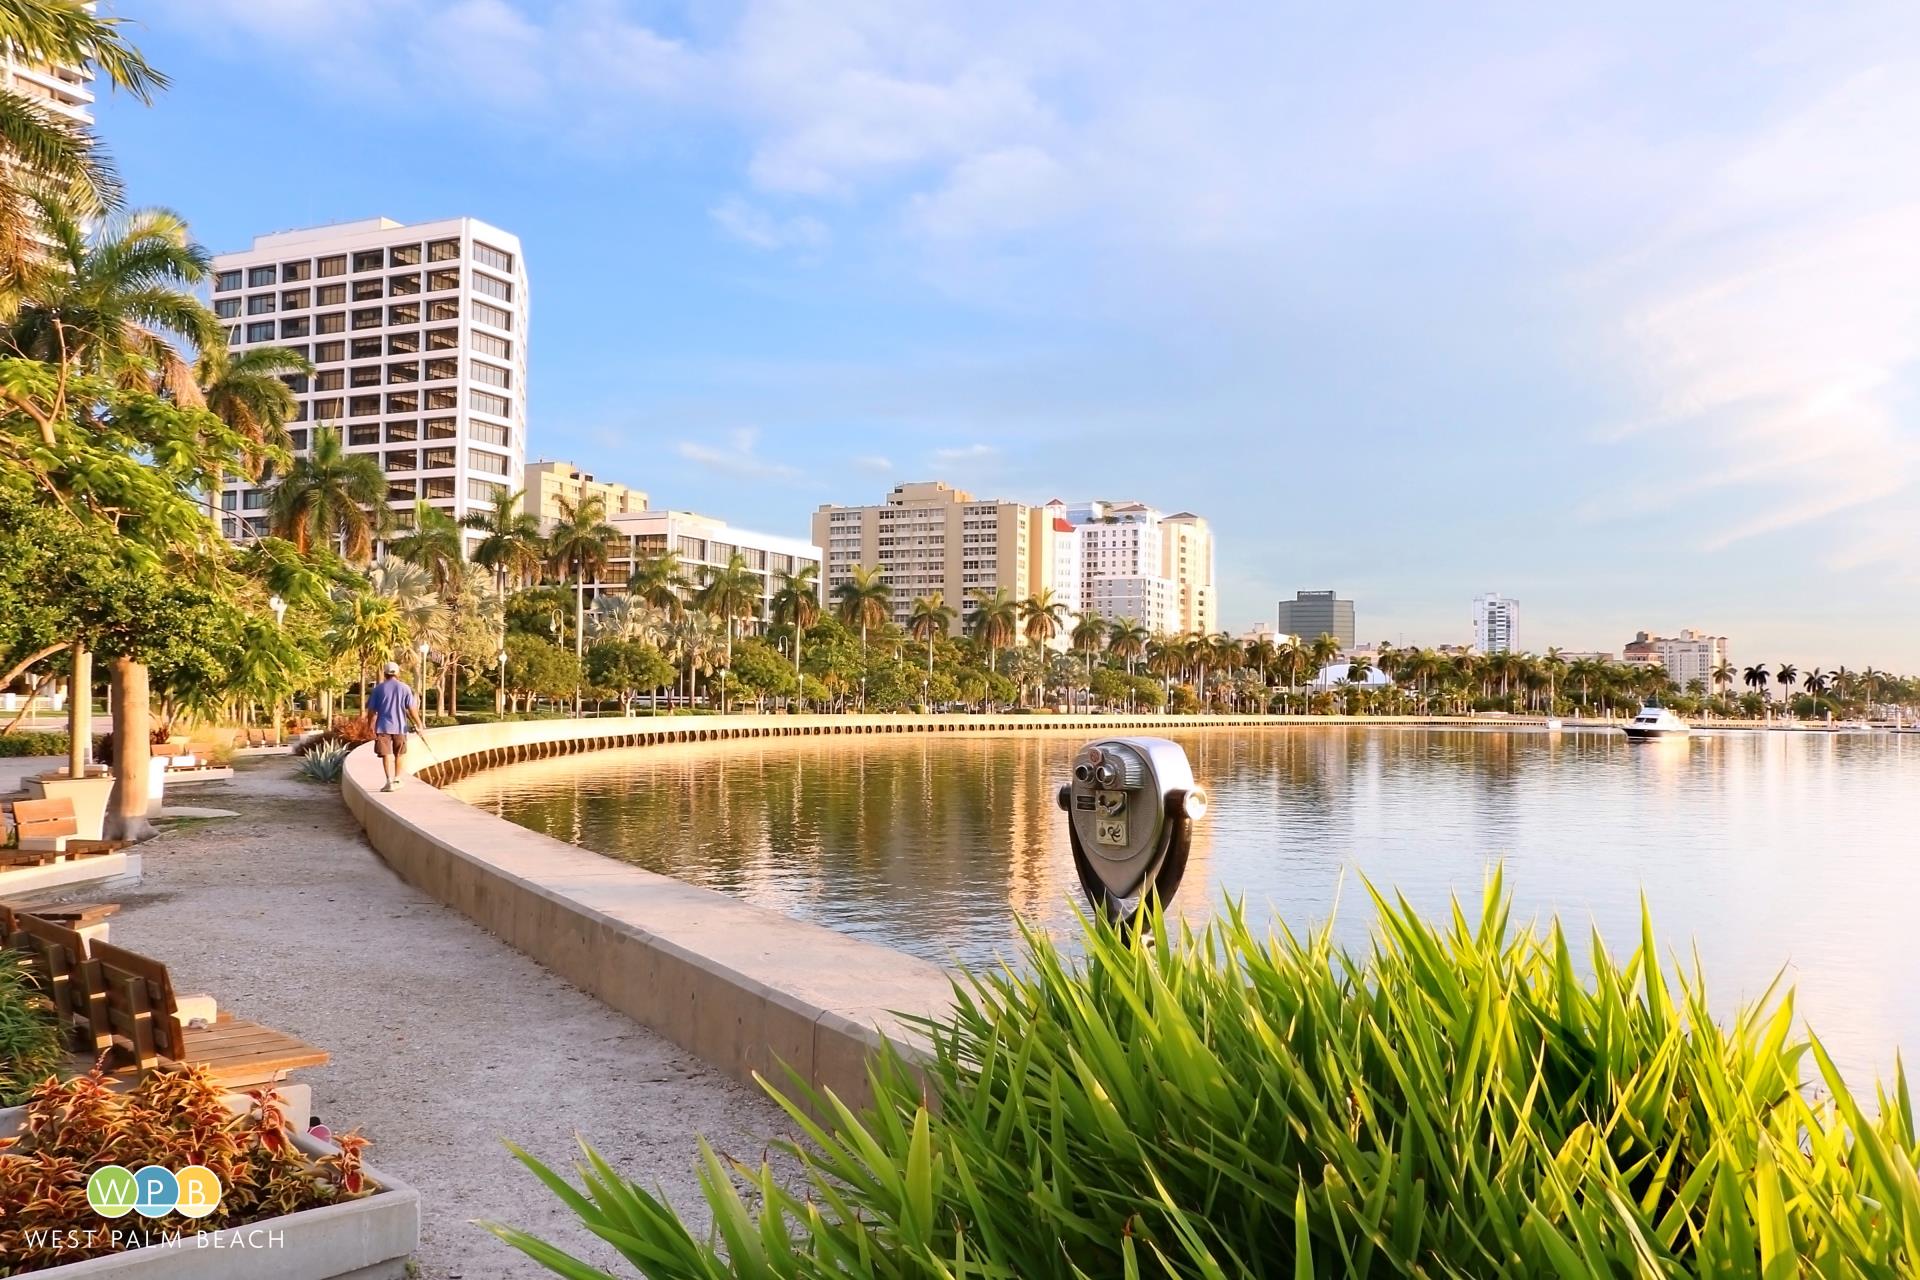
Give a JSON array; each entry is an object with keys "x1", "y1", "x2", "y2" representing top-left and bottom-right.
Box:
[
  {"x1": 1802, "y1": 668, "x2": 1828, "y2": 698},
  {"x1": 388, "y1": 501, "x2": 464, "y2": 594},
  {"x1": 627, "y1": 550, "x2": 689, "y2": 620},
  {"x1": 1020, "y1": 588, "x2": 1069, "y2": 651},
  {"x1": 7, "y1": 200, "x2": 221, "y2": 403},
  {"x1": 907, "y1": 593, "x2": 956, "y2": 700},
  {"x1": 832, "y1": 565, "x2": 892, "y2": 710},
  {"x1": 1776, "y1": 663, "x2": 1798, "y2": 711},
  {"x1": 267, "y1": 425, "x2": 389, "y2": 561},
  {"x1": 967, "y1": 588, "x2": 1020, "y2": 678},
  {"x1": 692, "y1": 552, "x2": 762, "y2": 712},
  {"x1": 769, "y1": 564, "x2": 820, "y2": 691},
  {"x1": 1711, "y1": 660, "x2": 1736, "y2": 708},
  {"x1": 1071, "y1": 615, "x2": 1107, "y2": 711},
  {"x1": 544, "y1": 494, "x2": 620, "y2": 660},
  {"x1": 1743, "y1": 663, "x2": 1770, "y2": 704},
  {"x1": 463, "y1": 487, "x2": 545, "y2": 594},
  {"x1": 194, "y1": 344, "x2": 313, "y2": 521},
  {"x1": 0, "y1": 4, "x2": 163, "y2": 301},
  {"x1": 1307, "y1": 633, "x2": 1342, "y2": 681},
  {"x1": 1107, "y1": 618, "x2": 1149, "y2": 676}
]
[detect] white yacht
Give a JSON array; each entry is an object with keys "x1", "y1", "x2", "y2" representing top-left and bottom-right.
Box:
[{"x1": 1622, "y1": 704, "x2": 1690, "y2": 740}]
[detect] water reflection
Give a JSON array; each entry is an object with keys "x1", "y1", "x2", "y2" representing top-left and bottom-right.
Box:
[{"x1": 447, "y1": 727, "x2": 1920, "y2": 1085}]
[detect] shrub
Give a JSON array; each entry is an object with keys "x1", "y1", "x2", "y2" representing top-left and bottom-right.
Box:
[
  {"x1": 0, "y1": 731, "x2": 69, "y2": 758},
  {"x1": 487, "y1": 876, "x2": 1920, "y2": 1278},
  {"x1": 0, "y1": 956, "x2": 64, "y2": 1106},
  {"x1": 0, "y1": 1064, "x2": 372, "y2": 1270},
  {"x1": 295, "y1": 741, "x2": 351, "y2": 783}
]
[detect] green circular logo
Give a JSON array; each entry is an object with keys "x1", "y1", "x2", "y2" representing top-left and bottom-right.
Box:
[{"x1": 87, "y1": 1164, "x2": 137, "y2": 1218}]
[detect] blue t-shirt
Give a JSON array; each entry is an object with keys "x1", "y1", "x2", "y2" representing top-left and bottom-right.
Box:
[{"x1": 366, "y1": 678, "x2": 416, "y2": 734}]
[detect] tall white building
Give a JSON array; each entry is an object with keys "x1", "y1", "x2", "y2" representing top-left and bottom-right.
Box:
[
  {"x1": 1623, "y1": 629, "x2": 1730, "y2": 689},
  {"x1": 602, "y1": 509, "x2": 822, "y2": 630},
  {"x1": 211, "y1": 217, "x2": 528, "y2": 554},
  {"x1": 1056, "y1": 499, "x2": 1216, "y2": 636},
  {"x1": 2, "y1": 46, "x2": 93, "y2": 128},
  {"x1": 1472, "y1": 593, "x2": 1519, "y2": 654}
]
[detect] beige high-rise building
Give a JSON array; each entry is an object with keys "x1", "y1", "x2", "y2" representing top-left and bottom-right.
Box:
[
  {"x1": 813, "y1": 481, "x2": 1038, "y2": 632},
  {"x1": 523, "y1": 460, "x2": 647, "y2": 529},
  {"x1": 1057, "y1": 500, "x2": 1218, "y2": 636},
  {"x1": 1162, "y1": 512, "x2": 1217, "y2": 635}
]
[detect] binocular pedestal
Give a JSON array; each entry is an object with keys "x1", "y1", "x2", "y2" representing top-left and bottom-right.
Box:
[{"x1": 1059, "y1": 787, "x2": 1198, "y2": 930}]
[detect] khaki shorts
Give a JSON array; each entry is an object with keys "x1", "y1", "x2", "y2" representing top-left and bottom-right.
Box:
[{"x1": 374, "y1": 732, "x2": 408, "y2": 758}]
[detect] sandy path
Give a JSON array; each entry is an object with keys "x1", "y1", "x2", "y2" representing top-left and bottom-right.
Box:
[{"x1": 84, "y1": 756, "x2": 792, "y2": 1278}]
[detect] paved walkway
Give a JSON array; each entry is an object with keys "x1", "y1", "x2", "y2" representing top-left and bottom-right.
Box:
[{"x1": 64, "y1": 757, "x2": 791, "y2": 1278}]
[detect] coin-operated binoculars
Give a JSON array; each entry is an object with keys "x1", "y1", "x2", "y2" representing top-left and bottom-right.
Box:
[{"x1": 1057, "y1": 737, "x2": 1207, "y2": 928}]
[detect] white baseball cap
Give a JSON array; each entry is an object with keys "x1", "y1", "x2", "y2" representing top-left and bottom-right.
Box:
[{"x1": 383, "y1": 661, "x2": 400, "y2": 675}]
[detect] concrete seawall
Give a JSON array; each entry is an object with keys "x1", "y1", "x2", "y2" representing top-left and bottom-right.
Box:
[{"x1": 340, "y1": 712, "x2": 1469, "y2": 1101}]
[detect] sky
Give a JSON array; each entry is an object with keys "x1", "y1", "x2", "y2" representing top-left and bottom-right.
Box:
[{"x1": 96, "y1": 1, "x2": 1920, "y2": 670}]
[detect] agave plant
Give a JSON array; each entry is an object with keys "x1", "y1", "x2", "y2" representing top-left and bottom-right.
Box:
[
  {"x1": 294, "y1": 741, "x2": 351, "y2": 783},
  {"x1": 486, "y1": 873, "x2": 1920, "y2": 1278}
]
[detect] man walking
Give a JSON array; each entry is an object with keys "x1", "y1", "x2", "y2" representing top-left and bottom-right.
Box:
[{"x1": 365, "y1": 660, "x2": 425, "y2": 792}]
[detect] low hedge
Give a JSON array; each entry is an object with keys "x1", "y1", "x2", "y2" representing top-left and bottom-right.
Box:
[{"x1": 0, "y1": 731, "x2": 68, "y2": 758}]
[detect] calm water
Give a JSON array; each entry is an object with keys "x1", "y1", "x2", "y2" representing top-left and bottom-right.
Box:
[{"x1": 447, "y1": 726, "x2": 1920, "y2": 1083}]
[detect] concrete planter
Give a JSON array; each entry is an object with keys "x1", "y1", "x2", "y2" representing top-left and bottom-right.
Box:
[
  {"x1": 26, "y1": 1133, "x2": 418, "y2": 1279},
  {"x1": 23, "y1": 770, "x2": 115, "y2": 840}
]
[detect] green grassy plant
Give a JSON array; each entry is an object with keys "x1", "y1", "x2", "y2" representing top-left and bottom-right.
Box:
[
  {"x1": 485, "y1": 873, "x2": 1920, "y2": 1277},
  {"x1": 0, "y1": 956, "x2": 64, "y2": 1106},
  {"x1": 294, "y1": 741, "x2": 351, "y2": 782}
]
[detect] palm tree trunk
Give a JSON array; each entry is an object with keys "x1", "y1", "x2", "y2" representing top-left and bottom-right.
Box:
[{"x1": 106, "y1": 657, "x2": 155, "y2": 843}]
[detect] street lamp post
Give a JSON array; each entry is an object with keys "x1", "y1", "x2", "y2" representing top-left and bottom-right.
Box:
[
  {"x1": 417, "y1": 641, "x2": 430, "y2": 713},
  {"x1": 496, "y1": 649, "x2": 508, "y2": 717},
  {"x1": 268, "y1": 595, "x2": 287, "y2": 745}
]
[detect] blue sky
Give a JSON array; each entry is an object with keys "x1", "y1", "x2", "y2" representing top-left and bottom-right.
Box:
[{"x1": 100, "y1": 1, "x2": 1920, "y2": 670}]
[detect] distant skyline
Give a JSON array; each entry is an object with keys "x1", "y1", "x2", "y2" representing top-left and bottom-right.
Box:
[{"x1": 102, "y1": 2, "x2": 1920, "y2": 667}]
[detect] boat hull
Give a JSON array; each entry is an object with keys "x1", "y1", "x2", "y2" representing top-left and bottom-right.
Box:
[{"x1": 1622, "y1": 725, "x2": 1690, "y2": 740}]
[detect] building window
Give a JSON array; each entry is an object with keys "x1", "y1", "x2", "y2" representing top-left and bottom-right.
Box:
[
  {"x1": 349, "y1": 422, "x2": 380, "y2": 445},
  {"x1": 425, "y1": 387, "x2": 457, "y2": 410},
  {"x1": 384, "y1": 449, "x2": 416, "y2": 472},
  {"x1": 280, "y1": 317, "x2": 309, "y2": 339},
  {"x1": 280, "y1": 288, "x2": 310, "y2": 310},
  {"x1": 470, "y1": 419, "x2": 509, "y2": 447},
  {"x1": 471, "y1": 361, "x2": 510, "y2": 389},
  {"x1": 427, "y1": 238, "x2": 459, "y2": 262},
  {"x1": 315, "y1": 311, "x2": 344, "y2": 334},
  {"x1": 349, "y1": 365, "x2": 380, "y2": 388},
  {"x1": 214, "y1": 297, "x2": 241, "y2": 319},
  {"x1": 248, "y1": 265, "x2": 275, "y2": 287},
  {"x1": 349, "y1": 395, "x2": 380, "y2": 417},
  {"x1": 314, "y1": 369, "x2": 343, "y2": 391},
  {"x1": 426, "y1": 268, "x2": 459, "y2": 292},
  {"x1": 290, "y1": 400, "x2": 308, "y2": 421},
  {"x1": 389, "y1": 244, "x2": 421, "y2": 267},
  {"x1": 246, "y1": 294, "x2": 275, "y2": 315},
  {"x1": 281, "y1": 259, "x2": 311, "y2": 282},
  {"x1": 352, "y1": 250, "x2": 384, "y2": 273},
  {"x1": 245, "y1": 321, "x2": 274, "y2": 342},
  {"x1": 469, "y1": 477, "x2": 507, "y2": 501},
  {"x1": 471, "y1": 389, "x2": 509, "y2": 418},
  {"x1": 316, "y1": 255, "x2": 346, "y2": 278},
  {"x1": 315, "y1": 283, "x2": 346, "y2": 306},
  {"x1": 220, "y1": 489, "x2": 238, "y2": 511},
  {"x1": 388, "y1": 479, "x2": 416, "y2": 502},
  {"x1": 424, "y1": 476, "x2": 455, "y2": 499},
  {"x1": 388, "y1": 273, "x2": 421, "y2": 296},
  {"x1": 469, "y1": 449, "x2": 508, "y2": 475},
  {"x1": 423, "y1": 417, "x2": 456, "y2": 440},
  {"x1": 424, "y1": 357, "x2": 457, "y2": 380},
  {"x1": 387, "y1": 303, "x2": 420, "y2": 326},
  {"x1": 351, "y1": 308, "x2": 381, "y2": 330},
  {"x1": 289, "y1": 428, "x2": 308, "y2": 451},
  {"x1": 472, "y1": 242, "x2": 513, "y2": 272},
  {"x1": 386, "y1": 391, "x2": 419, "y2": 414},
  {"x1": 421, "y1": 447, "x2": 455, "y2": 471},
  {"x1": 387, "y1": 361, "x2": 418, "y2": 384},
  {"x1": 385, "y1": 420, "x2": 417, "y2": 443},
  {"x1": 352, "y1": 278, "x2": 383, "y2": 301},
  {"x1": 472, "y1": 300, "x2": 511, "y2": 330},
  {"x1": 470, "y1": 331, "x2": 511, "y2": 359},
  {"x1": 471, "y1": 272, "x2": 512, "y2": 301},
  {"x1": 351, "y1": 337, "x2": 383, "y2": 360},
  {"x1": 313, "y1": 340, "x2": 344, "y2": 363},
  {"x1": 310, "y1": 397, "x2": 343, "y2": 420},
  {"x1": 387, "y1": 331, "x2": 420, "y2": 355},
  {"x1": 214, "y1": 269, "x2": 241, "y2": 292}
]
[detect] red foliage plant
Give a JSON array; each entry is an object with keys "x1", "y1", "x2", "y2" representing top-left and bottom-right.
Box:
[{"x1": 0, "y1": 1064, "x2": 373, "y2": 1272}]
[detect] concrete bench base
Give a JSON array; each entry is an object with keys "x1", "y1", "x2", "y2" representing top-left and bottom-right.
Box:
[{"x1": 0, "y1": 850, "x2": 140, "y2": 901}]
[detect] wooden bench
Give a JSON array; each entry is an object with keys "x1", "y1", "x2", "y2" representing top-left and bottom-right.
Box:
[
  {"x1": 2, "y1": 798, "x2": 127, "y2": 864},
  {"x1": 3, "y1": 913, "x2": 329, "y2": 1094}
]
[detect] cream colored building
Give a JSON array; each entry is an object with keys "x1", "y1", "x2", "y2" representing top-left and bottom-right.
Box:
[
  {"x1": 598, "y1": 509, "x2": 820, "y2": 629},
  {"x1": 813, "y1": 482, "x2": 1038, "y2": 633},
  {"x1": 1162, "y1": 512, "x2": 1217, "y2": 635},
  {"x1": 524, "y1": 460, "x2": 648, "y2": 528},
  {"x1": 1057, "y1": 499, "x2": 1218, "y2": 636}
]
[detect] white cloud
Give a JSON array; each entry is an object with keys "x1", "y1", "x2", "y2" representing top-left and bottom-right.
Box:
[
  {"x1": 852, "y1": 454, "x2": 893, "y2": 472},
  {"x1": 931, "y1": 443, "x2": 996, "y2": 463},
  {"x1": 710, "y1": 198, "x2": 829, "y2": 252},
  {"x1": 675, "y1": 428, "x2": 802, "y2": 479}
]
